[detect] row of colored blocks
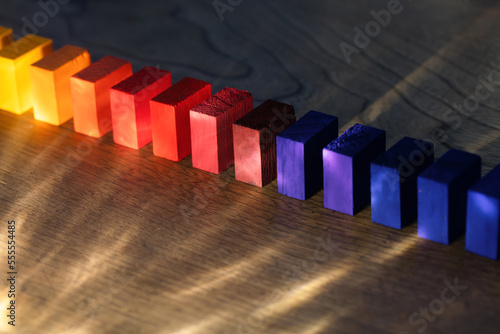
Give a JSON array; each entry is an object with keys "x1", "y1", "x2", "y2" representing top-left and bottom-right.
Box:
[
  {"x1": 1, "y1": 29, "x2": 499, "y2": 260},
  {"x1": 0, "y1": 31, "x2": 293, "y2": 182},
  {"x1": 278, "y1": 115, "x2": 500, "y2": 260}
]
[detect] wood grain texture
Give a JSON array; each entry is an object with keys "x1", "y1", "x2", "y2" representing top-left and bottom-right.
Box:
[{"x1": 1, "y1": 0, "x2": 500, "y2": 333}]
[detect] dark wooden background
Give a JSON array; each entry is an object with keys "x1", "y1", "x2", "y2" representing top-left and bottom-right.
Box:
[{"x1": 1, "y1": 0, "x2": 500, "y2": 333}]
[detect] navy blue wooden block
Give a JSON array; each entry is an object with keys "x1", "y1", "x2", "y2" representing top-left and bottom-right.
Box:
[
  {"x1": 370, "y1": 137, "x2": 434, "y2": 229},
  {"x1": 466, "y1": 164, "x2": 500, "y2": 260},
  {"x1": 323, "y1": 123, "x2": 386, "y2": 215},
  {"x1": 418, "y1": 149, "x2": 481, "y2": 244},
  {"x1": 277, "y1": 110, "x2": 338, "y2": 200}
]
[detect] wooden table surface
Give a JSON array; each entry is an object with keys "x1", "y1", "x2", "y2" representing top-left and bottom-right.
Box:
[{"x1": 1, "y1": 0, "x2": 500, "y2": 333}]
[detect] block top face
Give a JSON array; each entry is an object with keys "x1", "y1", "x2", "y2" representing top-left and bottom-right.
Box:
[
  {"x1": 470, "y1": 164, "x2": 500, "y2": 198},
  {"x1": 277, "y1": 110, "x2": 338, "y2": 143},
  {"x1": 325, "y1": 123, "x2": 385, "y2": 157},
  {"x1": 372, "y1": 136, "x2": 433, "y2": 169},
  {"x1": 152, "y1": 77, "x2": 210, "y2": 106},
  {"x1": 0, "y1": 34, "x2": 52, "y2": 60},
  {"x1": 31, "y1": 45, "x2": 88, "y2": 71},
  {"x1": 72, "y1": 55, "x2": 130, "y2": 83},
  {"x1": 419, "y1": 148, "x2": 481, "y2": 184},
  {"x1": 191, "y1": 87, "x2": 251, "y2": 117},
  {"x1": 112, "y1": 66, "x2": 170, "y2": 95},
  {"x1": 233, "y1": 99, "x2": 294, "y2": 130}
]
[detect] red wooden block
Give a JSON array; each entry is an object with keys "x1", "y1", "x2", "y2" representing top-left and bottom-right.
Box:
[
  {"x1": 190, "y1": 87, "x2": 253, "y2": 174},
  {"x1": 71, "y1": 55, "x2": 133, "y2": 138},
  {"x1": 150, "y1": 77, "x2": 211, "y2": 161},
  {"x1": 110, "y1": 66, "x2": 171, "y2": 149},
  {"x1": 233, "y1": 100, "x2": 296, "y2": 187}
]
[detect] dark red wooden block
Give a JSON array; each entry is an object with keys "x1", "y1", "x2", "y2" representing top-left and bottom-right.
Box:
[
  {"x1": 233, "y1": 100, "x2": 296, "y2": 187},
  {"x1": 150, "y1": 77, "x2": 211, "y2": 161},
  {"x1": 110, "y1": 66, "x2": 172, "y2": 150},
  {"x1": 190, "y1": 87, "x2": 253, "y2": 174}
]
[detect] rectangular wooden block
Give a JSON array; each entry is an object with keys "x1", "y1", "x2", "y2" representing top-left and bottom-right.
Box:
[
  {"x1": 111, "y1": 66, "x2": 172, "y2": 150},
  {"x1": 151, "y1": 77, "x2": 211, "y2": 161},
  {"x1": 277, "y1": 110, "x2": 338, "y2": 200},
  {"x1": 418, "y1": 149, "x2": 481, "y2": 244},
  {"x1": 0, "y1": 26, "x2": 13, "y2": 49},
  {"x1": 191, "y1": 87, "x2": 254, "y2": 173},
  {"x1": 323, "y1": 123, "x2": 386, "y2": 215},
  {"x1": 233, "y1": 99, "x2": 295, "y2": 186},
  {"x1": 466, "y1": 164, "x2": 500, "y2": 260},
  {"x1": 71, "y1": 55, "x2": 133, "y2": 138},
  {"x1": 371, "y1": 137, "x2": 434, "y2": 229},
  {"x1": 31, "y1": 45, "x2": 91, "y2": 125},
  {"x1": 0, "y1": 35, "x2": 53, "y2": 114}
]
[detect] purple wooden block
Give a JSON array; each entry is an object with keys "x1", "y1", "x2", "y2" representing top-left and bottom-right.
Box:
[
  {"x1": 323, "y1": 123, "x2": 386, "y2": 215},
  {"x1": 277, "y1": 110, "x2": 338, "y2": 200}
]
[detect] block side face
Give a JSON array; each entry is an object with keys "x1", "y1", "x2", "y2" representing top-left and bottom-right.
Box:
[
  {"x1": 173, "y1": 84, "x2": 212, "y2": 161},
  {"x1": 351, "y1": 133, "x2": 386, "y2": 213},
  {"x1": 1, "y1": 39, "x2": 53, "y2": 114},
  {"x1": 151, "y1": 101, "x2": 177, "y2": 159},
  {"x1": 277, "y1": 137, "x2": 305, "y2": 199},
  {"x1": 303, "y1": 119, "x2": 338, "y2": 199},
  {"x1": 111, "y1": 89, "x2": 138, "y2": 149},
  {"x1": 217, "y1": 93, "x2": 253, "y2": 173},
  {"x1": 190, "y1": 112, "x2": 219, "y2": 173},
  {"x1": 446, "y1": 158, "x2": 482, "y2": 242},
  {"x1": 216, "y1": 92, "x2": 253, "y2": 172},
  {"x1": 466, "y1": 192, "x2": 500, "y2": 260},
  {"x1": 133, "y1": 74, "x2": 172, "y2": 149},
  {"x1": 15, "y1": 39, "x2": 53, "y2": 113},
  {"x1": 93, "y1": 62, "x2": 133, "y2": 136},
  {"x1": 323, "y1": 150, "x2": 354, "y2": 215},
  {"x1": 400, "y1": 154, "x2": 434, "y2": 227},
  {"x1": 71, "y1": 77, "x2": 98, "y2": 136},
  {"x1": 233, "y1": 124, "x2": 263, "y2": 186},
  {"x1": 418, "y1": 178, "x2": 449, "y2": 244},
  {"x1": 52, "y1": 51, "x2": 92, "y2": 125},
  {"x1": 371, "y1": 164, "x2": 402, "y2": 229},
  {"x1": 0, "y1": 59, "x2": 20, "y2": 113},
  {"x1": 31, "y1": 67, "x2": 59, "y2": 125}
]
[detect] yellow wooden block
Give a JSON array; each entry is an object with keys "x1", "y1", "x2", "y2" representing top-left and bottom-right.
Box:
[
  {"x1": 0, "y1": 35, "x2": 53, "y2": 114},
  {"x1": 30, "y1": 45, "x2": 91, "y2": 126},
  {"x1": 0, "y1": 26, "x2": 13, "y2": 49}
]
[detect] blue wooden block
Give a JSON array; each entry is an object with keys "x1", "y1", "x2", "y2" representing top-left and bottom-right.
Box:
[
  {"x1": 277, "y1": 110, "x2": 338, "y2": 200},
  {"x1": 466, "y1": 164, "x2": 500, "y2": 260},
  {"x1": 371, "y1": 137, "x2": 434, "y2": 229},
  {"x1": 323, "y1": 123, "x2": 386, "y2": 215},
  {"x1": 418, "y1": 149, "x2": 481, "y2": 244}
]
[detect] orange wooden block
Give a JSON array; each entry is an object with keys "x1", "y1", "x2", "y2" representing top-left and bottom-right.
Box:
[
  {"x1": 0, "y1": 35, "x2": 53, "y2": 114},
  {"x1": 0, "y1": 26, "x2": 13, "y2": 49},
  {"x1": 30, "y1": 45, "x2": 91, "y2": 126},
  {"x1": 71, "y1": 56, "x2": 133, "y2": 138},
  {"x1": 110, "y1": 67, "x2": 172, "y2": 150}
]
